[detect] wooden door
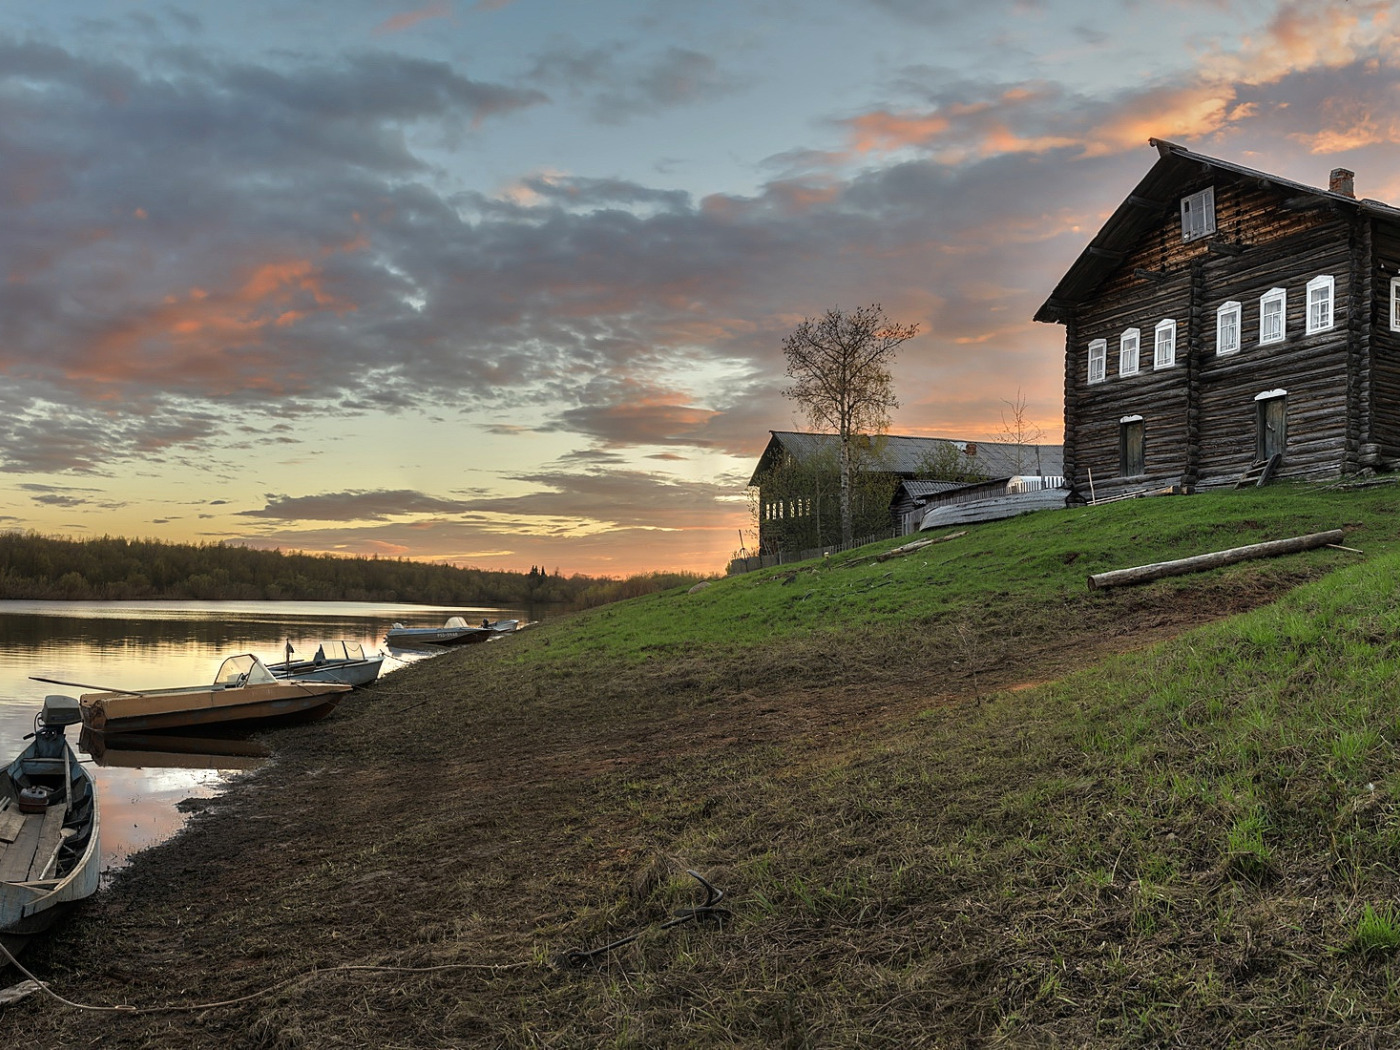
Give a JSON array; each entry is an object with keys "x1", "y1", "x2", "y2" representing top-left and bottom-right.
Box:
[
  {"x1": 1121, "y1": 420, "x2": 1145, "y2": 477},
  {"x1": 1257, "y1": 397, "x2": 1287, "y2": 460}
]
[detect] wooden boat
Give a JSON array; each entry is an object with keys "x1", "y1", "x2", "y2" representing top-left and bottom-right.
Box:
[
  {"x1": 78, "y1": 653, "x2": 352, "y2": 735},
  {"x1": 385, "y1": 616, "x2": 519, "y2": 648},
  {"x1": 271, "y1": 641, "x2": 384, "y2": 688},
  {"x1": 1, "y1": 695, "x2": 100, "y2": 957}
]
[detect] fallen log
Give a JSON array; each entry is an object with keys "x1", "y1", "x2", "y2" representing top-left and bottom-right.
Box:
[
  {"x1": 874, "y1": 531, "x2": 967, "y2": 562},
  {"x1": 1087, "y1": 529, "x2": 1346, "y2": 591}
]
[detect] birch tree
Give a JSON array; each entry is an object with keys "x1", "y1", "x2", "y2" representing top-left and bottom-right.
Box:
[{"x1": 781, "y1": 304, "x2": 918, "y2": 545}]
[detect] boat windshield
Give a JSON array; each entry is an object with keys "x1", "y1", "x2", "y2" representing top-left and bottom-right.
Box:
[
  {"x1": 213, "y1": 654, "x2": 278, "y2": 687},
  {"x1": 444, "y1": 616, "x2": 468, "y2": 628},
  {"x1": 297, "y1": 641, "x2": 368, "y2": 662}
]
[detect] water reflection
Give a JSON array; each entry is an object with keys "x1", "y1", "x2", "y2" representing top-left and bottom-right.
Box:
[
  {"x1": 0, "y1": 599, "x2": 527, "y2": 876},
  {"x1": 79, "y1": 728, "x2": 271, "y2": 771}
]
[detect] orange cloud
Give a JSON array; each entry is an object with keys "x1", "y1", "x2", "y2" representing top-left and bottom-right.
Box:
[
  {"x1": 67, "y1": 258, "x2": 357, "y2": 394},
  {"x1": 1081, "y1": 87, "x2": 1234, "y2": 156},
  {"x1": 374, "y1": 3, "x2": 453, "y2": 35},
  {"x1": 847, "y1": 110, "x2": 951, "y2": 153},
  {"x1": 1204, "y1": 0, "x2": 1398, "y2": 87}
]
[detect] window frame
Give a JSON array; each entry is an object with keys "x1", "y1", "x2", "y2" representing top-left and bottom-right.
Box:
[
  {"x1": 1087, "y1": 338, "x2": 1107, "y2": 384},
  {"x1": 1259, "y1": 287, "x2": 1287, "y2": 345},
  {"x1": 1119, "y1": 328, "x2": 1141, "y2": 377},
  {"x1": 1391, "y1": 276, "x2": 1400, "y2": 333},
  {"x1": 1306, "y1": 275, "x2": 1335, "y2": 334},
  {"x1": 1217, "y1": 300, "x2": 1241, "y2": 355},
  {"x1": 1153, "y1": 318, "x2": 1177, "y2": 369},
  {"x1": 1181, "y1": 186, "x2": 1216, "y2": 242}
]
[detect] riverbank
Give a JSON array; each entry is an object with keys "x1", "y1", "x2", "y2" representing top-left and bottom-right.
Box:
[{"x1": 8, "y1": 485, "x2": 1400, "y2": 1046}]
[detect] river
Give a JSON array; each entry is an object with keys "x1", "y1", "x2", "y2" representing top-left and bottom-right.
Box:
[{"x1": 0, "y1": 599, "x2": 530, "y2": 879}]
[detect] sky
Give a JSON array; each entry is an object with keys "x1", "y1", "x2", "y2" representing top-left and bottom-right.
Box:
[{"x1": 2, "y1": 0, "x2": 1398, "y2": 577}]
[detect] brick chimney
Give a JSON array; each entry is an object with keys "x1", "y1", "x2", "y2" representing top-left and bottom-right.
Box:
[{"x1": 1330, "y1": 167, "x2": 1356, "y2": 198}]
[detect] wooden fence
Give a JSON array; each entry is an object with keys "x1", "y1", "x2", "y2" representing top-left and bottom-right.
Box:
[{"x1": 725, "y1": 527, "x2": 900, "y2": 576}]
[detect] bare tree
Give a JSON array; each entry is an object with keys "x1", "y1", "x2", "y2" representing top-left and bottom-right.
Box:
[
  {"x1": 781, "y1": 304, "x2": 919, "y2": 544},
  {"x1": 998, "y1": 389, "x2": 1046, "y2": 475}
]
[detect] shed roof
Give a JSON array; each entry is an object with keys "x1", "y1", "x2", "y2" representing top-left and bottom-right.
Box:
[
  {"x1": 1034, "y1": 138, "x2": 1400, "y2": 324},
  {"x1": 748, "y1": 431, "x2": 1063, "y2": 486}
]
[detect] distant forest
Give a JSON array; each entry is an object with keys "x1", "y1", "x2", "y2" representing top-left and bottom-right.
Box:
[{"x1": 0, "y1": 533, "x2": 709, "y2": 609}]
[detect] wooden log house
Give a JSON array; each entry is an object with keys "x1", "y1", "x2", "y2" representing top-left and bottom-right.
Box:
[{"x1": 1035, "y1": 138, "x2": 1400, "y2": 501}]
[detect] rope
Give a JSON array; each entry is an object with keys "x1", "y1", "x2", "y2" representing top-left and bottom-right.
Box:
[{"x1": 0, "y1": 938, "x2": 530, "y2": 1015}]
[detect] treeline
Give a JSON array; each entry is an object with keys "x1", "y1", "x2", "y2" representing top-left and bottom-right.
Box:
[{"x1": 0, "y1": 533, "x2": 709, "y2": 609}]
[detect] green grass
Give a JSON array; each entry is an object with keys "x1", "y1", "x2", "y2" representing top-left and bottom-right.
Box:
[{"x1": 513, "y1": 481, "x2": 1400, "y2": 667}]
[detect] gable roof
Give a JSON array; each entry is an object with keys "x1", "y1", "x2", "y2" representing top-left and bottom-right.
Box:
[
  {"x1": 1034, "y1": 138, "x2": 1400, "y2": 325},
  {"x1": 748, "y1": 431, "x2": 1063, "y2": 486}
]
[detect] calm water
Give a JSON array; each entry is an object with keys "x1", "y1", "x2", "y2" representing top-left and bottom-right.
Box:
[{"x1": 0, "y1": 599, "x2": 528, "y2": 877}]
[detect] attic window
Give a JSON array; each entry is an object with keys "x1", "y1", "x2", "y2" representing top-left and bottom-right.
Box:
[{"x1": 1181, "y1": 186, "x2": 1216, "y2": 242}]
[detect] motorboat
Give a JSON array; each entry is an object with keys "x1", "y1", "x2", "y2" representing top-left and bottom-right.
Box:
[{"x1": 76, "y1": 653, "x2": 351, "y2": 735}]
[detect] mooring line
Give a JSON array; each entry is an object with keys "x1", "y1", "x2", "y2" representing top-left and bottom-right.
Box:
[{"x1": 0, "y1": 938, "x2": 529, "y2": 1015}]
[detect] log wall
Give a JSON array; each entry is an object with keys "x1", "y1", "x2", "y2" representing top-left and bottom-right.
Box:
[
  {"x1": 1369, "y1": 222, "x2": 1400, "y2": 460},
  {"x1": 1062, "y1": 170, "x2": 1369, "y2": 498}
]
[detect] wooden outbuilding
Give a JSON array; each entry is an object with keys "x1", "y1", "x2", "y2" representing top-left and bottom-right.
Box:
[
  {"x1": 748, "y1": 431, "x2": 1063, "y2": 553},
  {"x1": 1036, "y1": 138, "x2": 1400, "y2": 501}
]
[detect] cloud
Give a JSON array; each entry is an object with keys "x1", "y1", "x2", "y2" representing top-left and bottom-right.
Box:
[
  {"x1": 527, "y1": 42, "x2": 736, "y2": 123},
  {"x1": 18, "y1": 483, "x2": 126, "y2": 510},
  {"x1": 9, "y1": 0, "x2": 1400, "y2": 584},
  {"x1": 240, "y1": 489, "x2": 483, "y2": 522},
  {"x1": 374, "y1": 4, "x2": 454, "y2": 35}
]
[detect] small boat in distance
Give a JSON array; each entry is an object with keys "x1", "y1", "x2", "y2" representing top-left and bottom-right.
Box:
[
  {"x1": 271, "y1": 640, "x2": 385, "y2": 688},
  {"x1": 385, "y1": 616, "x2": 519, "y2": 648},
  {"x1": 75, "y1": 653, "x2": 352, "y2": 735},
  {"x1": 1, "y1": 695, "x2": 100, "y2": 957}
]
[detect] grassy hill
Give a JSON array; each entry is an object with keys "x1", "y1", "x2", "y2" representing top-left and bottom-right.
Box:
[{"x1": 11, "y1": 481, "x2": 1400, "y2": 1047}]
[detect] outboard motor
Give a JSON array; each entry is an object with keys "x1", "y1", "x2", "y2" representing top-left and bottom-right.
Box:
[{"x1": 40, "y1": 694, "x2": 82, "y2": 733}]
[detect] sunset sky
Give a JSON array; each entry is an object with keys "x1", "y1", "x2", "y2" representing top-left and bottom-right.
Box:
[{"x1": 2, "y1": 1, "x2": 1398, "y2": 577}]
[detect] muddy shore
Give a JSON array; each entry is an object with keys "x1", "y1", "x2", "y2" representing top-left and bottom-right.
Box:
[{"x1": 0, "y1": 577, "x2": 1297, "y2": 1048}]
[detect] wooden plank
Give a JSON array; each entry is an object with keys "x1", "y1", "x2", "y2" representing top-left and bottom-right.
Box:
[
  {"x1": 29, "y1": 805, "x2": 67, "y2": 881},
  {"x1": 0, "y1": 808, "x2": 22, "y2": 844},
  {"x1": 0, "y1": 813, "x2": 42, "y2": 883}
]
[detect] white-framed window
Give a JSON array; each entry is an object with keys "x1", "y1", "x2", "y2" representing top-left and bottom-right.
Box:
[
  {"x1": 1088, "y1": 339, "x2": 1106, "y2": 384},
  {"x1": 1181, "y1": 186, "x2": 1216, "y2": 242},
  {"x1": 1391, "y1": 276, "x2": 1400, "y2": 333},
  {"x1": 1154, "y1": 319, "x2": 1177, "y2": 369},
  {"x1": 1120, "y1": 328, "x2": 1141, "y2": 376},
  {"x1": 1217, "y1": 301, "x2": 1241, "y2": 355},
  {"x1": 1260, "y1": 287, "x2": 1286, "y2": 345},
  {"x1": 1305, "y1": 275, "x2": 1334, "y2": 334}
]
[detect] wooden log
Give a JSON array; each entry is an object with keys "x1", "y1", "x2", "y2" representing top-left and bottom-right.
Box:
[
  {"x1": 1087, "y1": 529, "x2": 1346, "y2": 591},
  {"x1": 874, "y1": 532, "x2": 966, "y2": 561}
]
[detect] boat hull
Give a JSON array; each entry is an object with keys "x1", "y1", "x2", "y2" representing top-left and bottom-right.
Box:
[
  {"x1": 272, "y1": 657, "x2": 384, "y2": 688},
  {"x1": 385, "y1": 620, "x2": 519, "y2": 648},
  {"x1": 81, "y1": 683, "x2": 349, "y2": 734}
]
